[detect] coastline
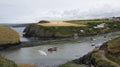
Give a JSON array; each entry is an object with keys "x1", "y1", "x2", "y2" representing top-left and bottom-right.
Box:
[{"x1": 1, "y1": 31, "x2": 120, "y2": 50}]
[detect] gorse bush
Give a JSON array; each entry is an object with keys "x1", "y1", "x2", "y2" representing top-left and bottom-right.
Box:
[{"x1": 38, "y1": 20, "x2": 50, "y2": 23}]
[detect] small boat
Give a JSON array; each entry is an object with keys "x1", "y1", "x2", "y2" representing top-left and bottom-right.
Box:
[{"x1": 48, "y1": 47, "x2": 57, "y2": 51}]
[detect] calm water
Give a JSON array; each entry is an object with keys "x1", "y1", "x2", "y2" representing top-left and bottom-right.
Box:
[
  {"x1": 0, "y1": 27, "x2": 120, "y2": 67},
  {"x1": 11, "y1": 27, "x2": 29, "y2": 42}
]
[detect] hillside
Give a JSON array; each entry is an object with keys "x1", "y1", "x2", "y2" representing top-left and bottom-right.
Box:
[
  {"x1": 23, "y1": 20, "x2": 86, "y2": 39},
  {"x1": 60, "y1": 36, "x2": 120, "y2": 67},
  {"x1": 100, "y1": 37, "x2": 120, "y2": 65},
  {"x1": 0, "y1": 55, "x2": 17, "y2": 67},
  {"x1": 0, "y1": 25, "x2": 20, "y2": 46},
  {"x1": 0, "y1": 25, "x2": 35, "y2": 67},
  {"x1": 24, "y1": 18, "x2": 120, "y2": 39}
]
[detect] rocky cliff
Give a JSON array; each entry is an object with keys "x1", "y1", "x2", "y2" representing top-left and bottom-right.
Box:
[
  {"x1": 24, "y1": 24, "x2": 84, "y2": 39},
  {"x1": 24, "y1": 19, "x2": 120, "y2": 39},
  {"x1": 23, "y1": 20, "x2": 88, "y2": 39}
]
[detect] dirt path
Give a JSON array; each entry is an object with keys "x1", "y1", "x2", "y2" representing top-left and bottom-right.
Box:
[{"x1": 99, "y1": 50, "x2": 120, "y2": 67}]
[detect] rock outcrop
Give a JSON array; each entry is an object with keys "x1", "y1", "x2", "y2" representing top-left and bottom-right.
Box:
[{"x1": 23, "y1": 24, "x2": 83, "y2": 39}]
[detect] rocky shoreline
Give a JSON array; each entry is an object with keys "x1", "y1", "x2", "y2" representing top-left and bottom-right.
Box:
[{"x1": 60, "y1": 36, "x2": 120, "y2": 67}]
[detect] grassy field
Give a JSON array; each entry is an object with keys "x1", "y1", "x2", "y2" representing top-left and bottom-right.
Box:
[
  {"x1": 0, "y1": 25, "x2": 20, "y2": 45},
  {"x1": 37, "y1": 18, "x2": 111, "y2": 26},
  {"x1": 65, "y1": 18, "x2": 111, "y2": 25},
  {"x1": 37, "y1": 20, "x2": 86, "y2": 27}
]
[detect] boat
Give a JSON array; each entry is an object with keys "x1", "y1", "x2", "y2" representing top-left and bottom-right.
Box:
[{"x1": 48, "y1": 47, "x2": 57, "y2": 51}]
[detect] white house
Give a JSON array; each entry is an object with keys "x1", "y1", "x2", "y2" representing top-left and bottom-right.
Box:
[{"x1": 94, "y1": 23, "x2": 106, "y2": 28}]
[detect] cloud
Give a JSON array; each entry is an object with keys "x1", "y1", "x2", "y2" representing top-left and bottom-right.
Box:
[
  {"x1": 32, "y1": 5, "x2": 120, "y2": 20},
  {"x1": 11, "y1": 5, "x2": 120, "y2": 24},
  {"x1": 0, "y1": 0, "x2": 120, "y2": 23}
]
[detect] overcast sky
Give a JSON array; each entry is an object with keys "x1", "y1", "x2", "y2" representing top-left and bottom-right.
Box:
[{"x1": 0, "y1": 0, "x2": 120, "y2": 24}]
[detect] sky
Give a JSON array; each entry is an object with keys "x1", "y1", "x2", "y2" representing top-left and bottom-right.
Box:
[{"x1": 0, "y1": 0, "x2": 120, "y2": 24}]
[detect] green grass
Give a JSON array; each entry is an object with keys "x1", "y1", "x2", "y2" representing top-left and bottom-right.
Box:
[
  {"x1": 0, "y1": 55, "x2": 17, "y2": 67},
  {"x1": 91, "y1": 50, "x2": 116, "y2": 67},
  {"x1": 107, "y1": 37, "x2": 120, "y2": 54},
  {"x1": 106, "y1": 53, "x2": 120, "y2": 65},
  {"x1": 65, "y1": 18, "x2": 111, "y2": 25},
  {"x1": 103, "y1": 36, "x2": 120, "y2": 65},
  {"x1": 0, "y1": 25, "x2": 20, "y2": 45}
]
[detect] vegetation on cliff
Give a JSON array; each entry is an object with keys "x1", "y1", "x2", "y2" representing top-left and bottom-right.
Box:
[
  {"x1": 106, "y1": 37, "x2": 120, "y2": 54},
  {"x1": 24, "y1": 20, "x2": 86, "y2": 38},
  {"x1": 0, "y1": 25, "x2": 20, "y2": 46},
  {"x1": 66, "y1": 18, "x2": 120, "y2": 32},
  {"x1": 101, "y1": 37, "x2": 120, "y2": 65},
  {"x1": 24, "y1": 18, "x2": 120, "y2": 39}
]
